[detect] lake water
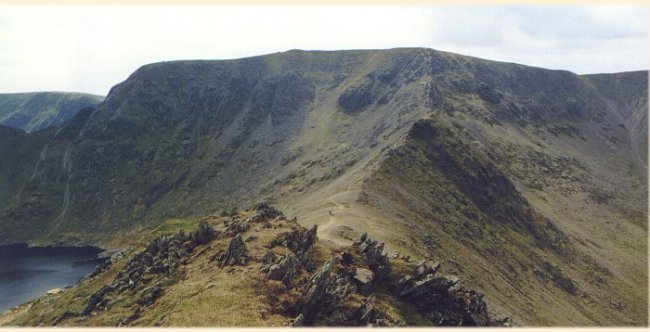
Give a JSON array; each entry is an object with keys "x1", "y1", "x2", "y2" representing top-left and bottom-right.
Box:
[{"x1": 0, "y1": 243, "x2": 106, "y2": 313}]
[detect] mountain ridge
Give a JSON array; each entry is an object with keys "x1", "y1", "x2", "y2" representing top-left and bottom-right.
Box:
[{"x1": 0, "y1": 48, "x2": 646, "y2": 326}]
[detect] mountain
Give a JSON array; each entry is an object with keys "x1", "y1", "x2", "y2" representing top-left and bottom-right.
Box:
[
  {"x1": 0, "y1": 48, "x2": 646, "y2": 326},
  {"x1": 0, "y1": 92, "x2": 103, "y2": 133}
]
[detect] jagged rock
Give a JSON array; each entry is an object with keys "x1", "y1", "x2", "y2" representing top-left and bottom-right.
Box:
[
  {"x1": 261, "y1": 251, "x2": 277, "y2": 265},
  {"x1": 298, "y1": 257, "x2": 355, "y2": 325},
  {"x1": 353, "y1": 232, "x2": 368, "y2": 246},
  {"x1": 117, "y1": 308, "x2": 142, "y2": 327},
  {"x1": 414, "y1": 260, "x2": 440, "y2": 278},
  {"x1": 245, "y1": 235, "x2": 257, "y2": 242},
  {"x1": 462, "y1": 289, "x2": 490, "y2": 326},
  {"x1": 270, "y1": 225, "x2": 318, "y2": 257},
  {"x1": 299, "y1": 257, "x2": 337, "y2": 322},
  {"x1": 87, "y1": 259, "x2": 112, "y2": 279},
  {"x1": 111, "y1": 251, "x2": 124, "y2": 262},
  {"x1": 352, "y1": 295, "x2": 397, "y2": 326},
  {"x1": 265, "y1": 252, "x2": 301, "y2": 285},
  {"x1": 190, "y1": 220, "x2": 219, "y2": 245},
  {"x1": 400, "y1": 275, "x2": 460, "y2": 298},
  {"x1": 392, "y1": 259, "x2": 501, "y2": 327},
  {"x1": 81, "y1": 284, "x2": 117, "y2": 316},
  {"x1": 218, "y1": 233, "x2": 249, "y2": 267},
  {"x1": 225, "y1": 218, "x2": 251, "y2": 236},
  {"x1": 356, "y1": 295, "x2": 376, "y2": 326},
  {"x1": 353, "y1": 268, "x2": 374, "y2": 295},
  {"x1": 494, "y1": 317, "x2": 511, "y2": 327},
  {"x1": 252, "y1": 202, "x2": 282, "y2": 221},
  {"x1": 139, "y1": 283, "x2": 163, "y2": 306},
  {"x1": 353, "y1": 234, "x2": 391, "y2": 281}
]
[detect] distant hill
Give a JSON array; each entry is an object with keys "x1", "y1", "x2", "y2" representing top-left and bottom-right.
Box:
[
  {"x1": 0, "y1": 49, "x2": 646, "y2": 326},
  {"x1": 0, "y1": 92, "x2": 103, "y2": 132}
]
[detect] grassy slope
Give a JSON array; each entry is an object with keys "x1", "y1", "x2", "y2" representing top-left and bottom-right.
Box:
[{"x1": 0, "y1": 92, "x2": 103, "y2": 133}]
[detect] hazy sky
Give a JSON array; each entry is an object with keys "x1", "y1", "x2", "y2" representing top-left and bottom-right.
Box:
[{"x1": 0, "y1": 5, "x2": 647, "y2": 96}]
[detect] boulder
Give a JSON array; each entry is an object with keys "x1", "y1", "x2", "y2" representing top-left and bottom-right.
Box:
[
  {"x1": 353, "y1": 268, "x2": 374, "y2": 295},
  {"x1": 47, "y1": 288, "x2": 63, "y2": 295}
]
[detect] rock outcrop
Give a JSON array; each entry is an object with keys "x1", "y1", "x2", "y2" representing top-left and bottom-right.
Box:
[
  {"x1": 217, "y1": 233, "x2": 249, "y2": 267},
  {"x1": 40, "y1": 206, "x2": 507, "y2": 328},
  {"x1": 75, "y1": 221, "x2": 220, "y2": 325}
]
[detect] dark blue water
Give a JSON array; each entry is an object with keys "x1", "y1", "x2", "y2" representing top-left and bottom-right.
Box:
[{"x1": 0, "y1": 243, "x2": 106, "y2": 313}]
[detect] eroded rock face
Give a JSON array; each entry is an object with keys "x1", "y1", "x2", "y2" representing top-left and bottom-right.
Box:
[{"x1": 218, "y1": 233, "x2": 249, "y2": 267}]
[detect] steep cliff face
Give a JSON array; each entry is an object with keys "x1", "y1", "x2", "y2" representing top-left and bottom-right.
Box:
[{"x1": 0, "y1": 49, "x2": 646, "y2": 325}]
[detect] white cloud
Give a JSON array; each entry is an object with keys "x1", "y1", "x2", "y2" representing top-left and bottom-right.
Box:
[{"x1": 0, "y1": 5, "x2": 647, "y2": 95}]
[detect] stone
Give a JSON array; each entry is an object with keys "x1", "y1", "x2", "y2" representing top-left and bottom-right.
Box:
[
  {"x1": 218, "y1": 233, "x2": 249, "y2": 267},
  {"x1": 353, "y1": 268, "x2": 374, "y2": 295},
  {"x1": 47, "y1": 288, "x2": 63, "y2": 295}
]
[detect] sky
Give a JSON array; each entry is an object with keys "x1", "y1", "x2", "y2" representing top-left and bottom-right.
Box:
[{"x1": 0, "y1": 5, "x2": 648, "y2": 96}]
